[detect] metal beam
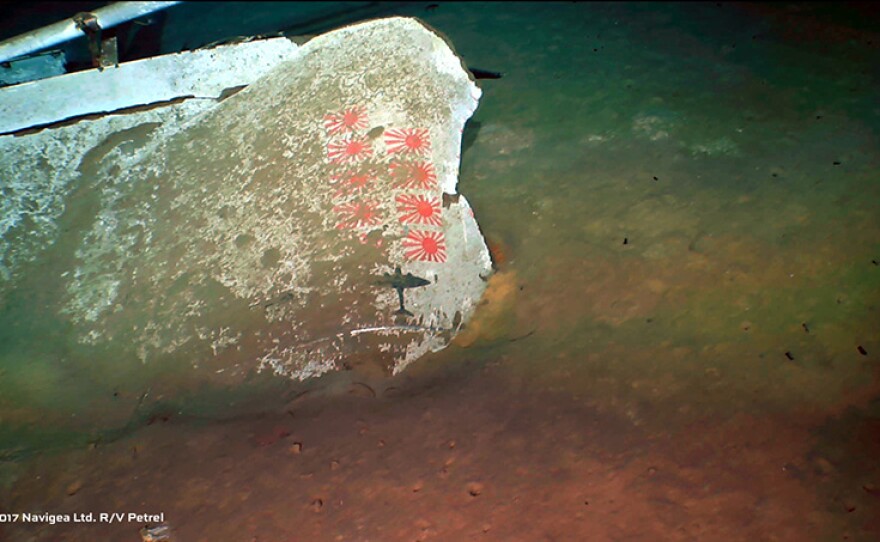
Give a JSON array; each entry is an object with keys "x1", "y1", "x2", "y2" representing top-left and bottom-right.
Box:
[{"x1": 0, "y1": 1, "x2": 182, "y2": 64}]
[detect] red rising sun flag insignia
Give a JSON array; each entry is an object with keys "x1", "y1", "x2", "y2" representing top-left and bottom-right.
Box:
[
  {"x1": 384, "y1": 128, "x2": 431, "y2": 156},
  {"x1": 402, "y1": 229, "x2": 447, "y2": 263},
  {"x1": 327, "y1": 136, "x2": 373, "y2": 163},
  {"x1": 333, "y1": 200, "x2": 383, "y2": 230},
  {"x1": 395, "y1": 194, "x2": 443, "y2": 227},
  {"x1": 330, "y1": 170, "x2": 375, "y2": 198},
  {"x1": 388, "y1": 160, "x2": 437, "y2": 190},
  {"x1": 323, "y1": 106, "x2": 369, "y2": 135}
]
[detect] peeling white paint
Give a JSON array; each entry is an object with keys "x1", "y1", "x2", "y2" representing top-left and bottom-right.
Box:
[{"x1": 2, "y1": 18, "x2": 490, "y2": 381}]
